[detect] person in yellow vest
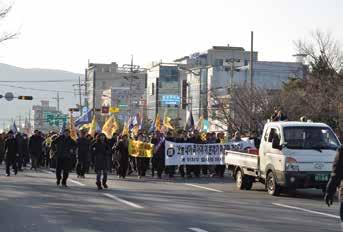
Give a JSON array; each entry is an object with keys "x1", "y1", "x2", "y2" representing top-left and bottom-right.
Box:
[{"x1": 136, "y1": 133, "x2": 147, "y2": 179}]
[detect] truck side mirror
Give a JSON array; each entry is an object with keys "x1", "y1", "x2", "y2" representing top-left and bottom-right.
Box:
[{"x1": 272, "y1": 137, "x2": 281, "y2": 150}]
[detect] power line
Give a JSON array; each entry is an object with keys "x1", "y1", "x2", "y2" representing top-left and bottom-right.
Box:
[
  {"x1": 0, "y1": 84, "x2": 75, "y2": 94},
  {"x1": 0, "y1": 79, "x2": 78, "y2": 83}
]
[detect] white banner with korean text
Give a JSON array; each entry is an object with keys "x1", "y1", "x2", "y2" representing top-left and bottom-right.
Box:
[{"x1": 165, "y1": 140, "x2": 254, "y2": 166}]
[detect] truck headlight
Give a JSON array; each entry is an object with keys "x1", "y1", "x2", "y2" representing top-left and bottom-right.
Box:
[{"x1": 286, "y1": 157, "x2": 299, "y2": 172}]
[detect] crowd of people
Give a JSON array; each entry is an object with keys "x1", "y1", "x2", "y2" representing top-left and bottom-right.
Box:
[{"x1": 0, "y1": 127, "x2": 252, "y2": 190}]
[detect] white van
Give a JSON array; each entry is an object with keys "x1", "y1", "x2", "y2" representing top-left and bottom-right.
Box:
[{"x1": 226, "y1": 121, "x2": 340, "y2": 196}]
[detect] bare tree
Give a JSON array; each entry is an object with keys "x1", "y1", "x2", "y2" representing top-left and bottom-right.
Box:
[
  {"x1": 208, "y1": 84, "x2": 277, "y2": 135},
  {"x1": 0, "y1": 4, "x2": 18, "y2": 43},
  {"x1": 279, "y1": 30, "x2": 343, "y2": 135},
  {"x1": 294, "y1": 30, "x2": 343, "y2": 73}
]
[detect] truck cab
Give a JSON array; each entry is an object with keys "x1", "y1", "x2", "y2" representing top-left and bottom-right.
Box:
[{"x1": 260, "y1": 121, "x2": 340, "y2": 195}]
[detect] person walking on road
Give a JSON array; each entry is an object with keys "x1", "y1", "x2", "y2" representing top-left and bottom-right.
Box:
[
  {"x1": 0, "y1": 132, "x2": 6, "y2": 165},
  {"x1": 51, "y1": 129, "x2": 76, "y2": 187},
  {"x1": 325, "y1": 146, "x2": 343, "y2": 227},
  {"x1": 116, "y1": 134, "x2": 129, "y2": 179},
  {"x1": 151, "y1": 131, "x2": 165, "y2": 179},
  {"x1": 91, "y1": 133, "x2": 111, "y2": 190},
  {"x1": 76, "y1": 130, "x2": 90, "y2": 178},
  {"x1": 4, "y1": 131, "x2": 18, "y2": 176},
  {"x1": 29, "y1": 130, "x2": 44, "y2": 171}
]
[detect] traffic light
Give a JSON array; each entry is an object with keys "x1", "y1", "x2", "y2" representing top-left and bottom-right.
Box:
[{"x1": 18, "y1": 96, "x2": 33, "y2": 100}]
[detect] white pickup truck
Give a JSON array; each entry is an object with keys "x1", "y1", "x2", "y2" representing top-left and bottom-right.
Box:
[{"x1": 226, "y1": 121, "x2": 341, "y2": 196}]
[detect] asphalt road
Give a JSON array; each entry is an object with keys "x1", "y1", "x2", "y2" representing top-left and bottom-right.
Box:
[{"x1": 0, "y1": 164, "x2": 341, "y2": 232}]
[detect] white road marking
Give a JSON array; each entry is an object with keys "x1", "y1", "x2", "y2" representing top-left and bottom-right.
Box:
[
  {"x1": 188, "y1": 228, "x2": 209, "y2": 232},
  {"x1": 69, "y1": 179, "x2": 86, "y2": 186},
  {"x1": 185, "y1": 183, "x2": 223, "y2": 193},
  {"x1": 41, "y1": 170, "x2": 54, "y2": 175},
  {"x1": 103, "y1": 193, "x2": 144, "y2": 209},
  {"x1": 273, "y1": 203, "x2": 340, "y2": 219}
]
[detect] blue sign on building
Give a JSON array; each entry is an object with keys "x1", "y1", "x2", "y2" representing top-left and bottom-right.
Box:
[{"x1": 161, "y1": 95, "x2": 181, "y2": 105}]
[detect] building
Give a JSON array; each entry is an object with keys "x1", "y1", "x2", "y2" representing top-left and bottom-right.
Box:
[
  {"x1": 85, "y1": 62, "x2": 147, "y2": 117},
  {"x1": 102, "y1": 87, "x2": 146, "y2": 123},
  {"x1": 181, "y1": 45, "x2": 307, "y2": 132},
  {"x1": 32, "y1": 100, "x2": 66, "y2": 133},
  {"x1": 146, "y1": 63, "x2": 187, "y2": 127}
]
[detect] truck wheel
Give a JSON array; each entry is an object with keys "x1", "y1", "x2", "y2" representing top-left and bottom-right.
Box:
[
  {"x1": 235, "y1": 170, "x2": 245, "y2": 190},
  {"x1": 266, "y1": 171, "x2": 280, "y2": 196}
]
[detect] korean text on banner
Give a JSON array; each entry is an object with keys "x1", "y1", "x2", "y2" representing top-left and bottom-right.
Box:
[
  {"x1": 165, "y1": 140, "x2": 254, "y2": 166},
  {"x1": 129, "y1": 140, "x2": 154, "y2": 158}
]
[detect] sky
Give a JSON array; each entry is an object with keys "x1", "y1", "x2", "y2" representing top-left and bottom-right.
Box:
[{"x1": 0, "y1": 0, "x2": 342, "y2": 73}]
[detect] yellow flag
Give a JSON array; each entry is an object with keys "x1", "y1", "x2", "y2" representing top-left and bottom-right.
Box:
[
  {"x1": 155, "y1": 113, "x2": 161, "y2": 132},
  {"x1": 163, "y1": 111, "x2": 173, "y2": 130},
  {"x1": 69, "y1": 115, "x2": 78, "y2": 141},
  {"x1": 111, "y1": 117, "x2": 118, "y2": 135},
  {"x1": 102, "y1": 116, "x2": 114, "y2": 138},
  {"x1": 88, "y1": 115, "x2": 97, "y2": 137},
  {"x1": 79, "y1": 123, "x2": 91, "y2": 130},
  {"x1": 122, "y1": 121, "x2": 129, "y2": 136}
]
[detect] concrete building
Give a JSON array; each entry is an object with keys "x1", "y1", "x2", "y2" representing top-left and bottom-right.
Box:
[
  {"x1": 146, "y1": 63, "x2": 187, "y2": 126},
  {"x1": 102, "y1": 87, "x2": 146, "y2": 122},
  {"x1": 85, "y1": 62, "x2": 147, "y2": 118},
  {"x1": 32, "y1": 100, "x2": 65, "y2": 133},
  {"x1": 181, "y1": 45, "x2": 307, "y2": 132}
]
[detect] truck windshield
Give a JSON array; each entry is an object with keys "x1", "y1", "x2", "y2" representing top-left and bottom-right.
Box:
[{"x1": 283, "y1": 127, "x2": 340, "y2": 150}]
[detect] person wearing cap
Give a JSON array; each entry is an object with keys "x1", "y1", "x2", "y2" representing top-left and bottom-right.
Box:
[
  {"x1": 51, "y1": 129, "x2": 76, "y2": 187},
  {"x1": 4, "y1": 130, "x2": 18, "y2": 176}
]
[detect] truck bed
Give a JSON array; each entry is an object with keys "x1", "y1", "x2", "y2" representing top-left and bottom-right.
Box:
[{"x1": 225, "y1": 150, "x2": 259, "y2": 170}]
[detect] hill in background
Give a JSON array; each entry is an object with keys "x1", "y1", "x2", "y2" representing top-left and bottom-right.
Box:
[{"x1": 0, "y1": 63, "x2": 82, "y2": 128}]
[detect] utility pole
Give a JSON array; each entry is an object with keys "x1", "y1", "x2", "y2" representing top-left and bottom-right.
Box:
[
  {"x1": 249, "y1": 31, "x2": 254, "y2": 133},
  {"x1": 53, "y1": 92, "x2": 64, "y2": 112},
  {"x1": 93, "y1": 69, "x2": 96, "y2": 114},
  {"x1": 129, "y1": 55, "x2": 133, "y2": 117},
  {"x1": 28, "y1": 109, "x2": 31, "y2": 135},
  {"x1": 85, "y1": 69, "x2": 88, "y2": 108},
  {"x1": 73, "y1": 76, "x2": 84, "y2": 115},
  {"x1": 155, "y1": 78, "x2": 159, "y2": 117}
]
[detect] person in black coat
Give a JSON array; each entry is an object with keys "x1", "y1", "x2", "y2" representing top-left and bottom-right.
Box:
[
  {"x1": 325, "y1": 146, "x2": 343, "y2": 223},
  {"x1": 0, "y1": 132, "x2": 5, "y2": 165},
  {"x1": 51, "y1": 129, "x2": 76, "y2": 187},
  {"x1": 4, "y1": 131, "x2": 17, "y2": 176},
  {"x1": 76, "y1": 130, "x2": 90, "y2": 178},
  {"x1": 116, "y1": 134, "x2": 129, "y2": 178},
  {"x1": 188, "y1": 130, "x2": 202, "y2": 178},
  {"x1": 15, "y1": 133, "x2": 25, "y2": 171},
  {"x1": 29, "y1": 130, "x2": 44, "y2": 171},
  {"x1": 151, "y1": 131, "x2": 165, "y2": 179},
  {"x1": 91, "y1": 133, "x2": 111, "y2": 190},
  {"x1": 22, "y1": 134, "x2": 29, "y2": 168}
]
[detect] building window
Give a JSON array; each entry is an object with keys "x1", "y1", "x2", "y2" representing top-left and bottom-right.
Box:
[
  {"x1": 214, "y1": 59, "x2": 223, "y2": 66},
  {"x1": 151, "y1": 83, "x2": 155, "y2": 96}
]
